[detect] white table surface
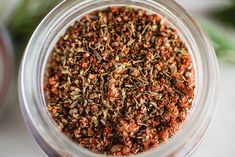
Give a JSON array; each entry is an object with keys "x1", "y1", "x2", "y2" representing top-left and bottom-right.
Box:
[{"x1": 0, "y1": 0, "x2": 234, "y2": 157}]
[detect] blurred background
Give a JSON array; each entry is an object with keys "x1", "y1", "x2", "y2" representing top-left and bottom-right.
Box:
[{"x1": 0, "y1": 0, "x2": 235, "y2": 156}]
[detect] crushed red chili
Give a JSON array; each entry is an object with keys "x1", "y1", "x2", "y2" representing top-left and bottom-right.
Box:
[{"x1": 44, "y1": 7, "x2": 195, "y2": 156}]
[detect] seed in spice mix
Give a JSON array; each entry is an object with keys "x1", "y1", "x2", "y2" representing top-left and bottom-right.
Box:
[{"x1": 44, "y1": 7, "x2": 195, "y2": 156}]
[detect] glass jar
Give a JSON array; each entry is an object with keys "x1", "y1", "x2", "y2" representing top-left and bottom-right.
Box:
[
  {"x1": 19, "y1": 0, "x2": 219, "y2": 156},
  {"x1": 0, "y1": 23, "x2": 14, "y2": 115}
]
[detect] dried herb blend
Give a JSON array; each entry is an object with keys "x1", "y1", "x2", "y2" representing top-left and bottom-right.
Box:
[{"x1": 44, "y1": 7, "x2": 195, "y2": 156}]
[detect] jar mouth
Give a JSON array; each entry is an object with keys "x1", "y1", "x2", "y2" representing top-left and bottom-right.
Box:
[
  {"x1": 0, "y1": 24, "x2": 14, "y2": 112},
  {"x1": 19, "y1": 0, "x2": 219, "y2": 157}
]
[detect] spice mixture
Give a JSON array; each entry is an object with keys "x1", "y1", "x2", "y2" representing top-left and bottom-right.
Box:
[{"x1": 44, "y1": 7, "x2": 195, "y2": 156}]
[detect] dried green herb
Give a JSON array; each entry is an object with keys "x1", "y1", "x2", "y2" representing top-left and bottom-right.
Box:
[{"x1": 44, "y1": 7, "x2": 195, "y2": 156}]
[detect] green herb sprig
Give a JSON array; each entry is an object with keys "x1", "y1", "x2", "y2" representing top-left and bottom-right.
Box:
[{"x1": 8, "y1": 0, "x2": 59, "y2": 55}]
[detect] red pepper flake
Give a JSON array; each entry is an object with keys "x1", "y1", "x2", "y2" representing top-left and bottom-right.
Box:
[
  {"x1": 159, "y1": 130, "x2": 169, "y2": 142},
  {"x1": 88, "y1": 74, "x2": 97, "y2": 80},
  {"x1": 81, "y1": 61, "x2": 88, "y2": 68},
  {"x1": 116, "y1": 17, "x2": 122, "y2": 22},
  {"x1": 131, "y1": 69, "x2": 140, "y2": 77}
]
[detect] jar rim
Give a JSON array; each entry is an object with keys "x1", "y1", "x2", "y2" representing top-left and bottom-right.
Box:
[{"x1": 19, "y1": 0, "x2": 219, "y2": 157}]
